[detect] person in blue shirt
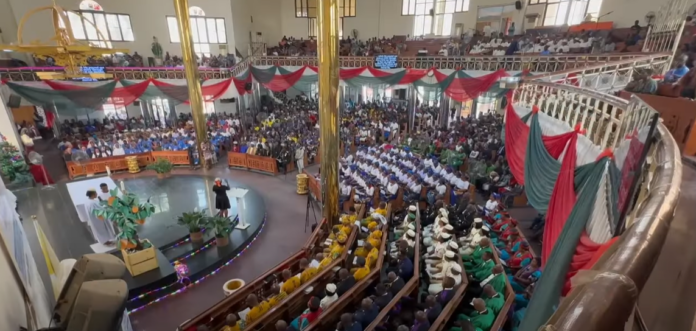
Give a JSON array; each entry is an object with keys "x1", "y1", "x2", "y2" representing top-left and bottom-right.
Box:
[
  {"x1": 540, "y1": 45, "x2": 551, "y2": 55},
  {"x1": 398, "y1": 251, "x2": 413, "y2": 281},
  {"x1": 664, "y1": 55, "x2": 690, "y2": 83}
]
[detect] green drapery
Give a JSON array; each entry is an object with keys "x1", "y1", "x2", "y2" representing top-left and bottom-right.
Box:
[
  {"x1": 6, "y1": 81, "x2": 116, "y2": 109},
  {"x1": 519, "y1": 157, "x2": 611, "y2": 331}
]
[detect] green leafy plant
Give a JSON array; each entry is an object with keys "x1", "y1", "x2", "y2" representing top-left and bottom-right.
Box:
[
  {"x1": 146, "y1": 157, "x2": 174, "y2": 174},
  {"x1": 206, "y1": 215, "x2": 234, "y2": 238},
  {"x1": 92, "y1": 188, "x2": 156, "y2": 250},
  {"x1": 177, "y1": 211, "x2": 208, "y2": 233},
  {"x1": 0, "y1": 141, "x2": 32, "y2": 184}
]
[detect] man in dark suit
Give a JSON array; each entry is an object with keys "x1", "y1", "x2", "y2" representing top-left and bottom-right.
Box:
[
  {"x1": 411, "y1": 310, "x2": 431, "y2": 331},
  {"x1": 354, "y1": 298, "x2": 380, "y2": 328},
  {"x1": 336, "y1": 268, "x2": 356, "y2": 297},
  {"x1": 437, "y1": 277, "x2": 458, "y2": 307},
  {"x1": 398, "y1": 252, "x2": 413, "y2": 281},
  {"x1": 372, "y1": 283, "x2": 393, "y2": 309},
  {"x1": 423, "y1": 295, "x2": 443, "y2": 324},
  {"x1": 385, "y1": 271, "x2": 405, "y2": 296}
]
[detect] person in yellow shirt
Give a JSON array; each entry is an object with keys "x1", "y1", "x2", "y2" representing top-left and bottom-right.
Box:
[
  {"x1": 375, "y1": 202, "x2": 388, "y2": 217},
  {"x1": 299, "y1": 258, "x2": 318, "y2": 284},
  {"x1": 368, "y1": 225, "x2": 383, "y2": 249},
  {"x1": 353, "y1": 256, "x2": 370, "y2": 281},
  {"x1": 328, "y1": 233, "x2": 348, "y2": 259},
  {"x1": 366, "y1": 244, "x2": 380, "y2": 268},
  {"x1": 331, "y1": 207, "x2": 356, "y2": 238},
  {"x1": 266, "y1": 284, "x2": 287, "y2": 308},
  {"x1": 315, "y1": 253, "x2": 333, "y2": 269},
  {"x1": 280, "y1": 269, "x2": 301, "y2": 294},
  {"x1": 354, "y1": 242, "x2": 373, "y2": 259},
  {"x1": 244, "y1": 294, "x2": 270, "y2": 326},
  {"x1": 220, "y1": 314, "x2": 240, "y2": 331}
]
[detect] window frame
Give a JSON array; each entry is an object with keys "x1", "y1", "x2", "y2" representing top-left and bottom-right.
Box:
[
  {"x1": 403, "y1": 0, "x2": 467, "y2": 16},
  {"x1": 296, "y1": 0, "x2": 355, "y2": 18},
  {"x1": 69, "y1": 10, "x2": 135, "y2": 43},
  {"x1": 308, "y1": 17, "x2": 343, "y2": 38},
  {"x1": 165, "y1": 15, "x2": 227, "y2": 44}
]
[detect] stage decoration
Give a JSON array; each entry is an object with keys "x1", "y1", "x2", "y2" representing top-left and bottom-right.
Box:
[
  {"x1": 207, "y1": 215, "x2": 236, "y2": 247},
  {"x1": 173, "y1": 261, "x2": 190, "y2": 285},
  {"x1": 176, "y1": 210, "x2": 208, "y2": 242},
  {"x1": 0, "y1": 2, "x2": 127, "y2": 80},
  {"x1": 0, "y1": 139, "x2": 32, "y2": 185},
  {"x1": 2, "y1": 67, "x2": 529, "y2": 111},
  {"x1": 127, "y1": 215, "x2": 265, "y2": 315},
  {"x1": 146, "y1": 157, "x2": 174, "y2": 179},
  {"x1": 92, "y1": 188, "x2": 156, "y2": 275}
]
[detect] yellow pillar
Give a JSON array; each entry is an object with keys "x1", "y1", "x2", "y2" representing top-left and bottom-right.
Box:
[
  {"x1": 317, "y1": 0, "x2": 341, "y2": 228},
  {"x1": 173, "y1": 0, "x2": 209, "y2": 169}
]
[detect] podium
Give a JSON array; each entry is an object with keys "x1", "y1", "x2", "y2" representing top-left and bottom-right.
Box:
[{"x1": 228, "y1": 188, "x2": 250, "y2": 229}]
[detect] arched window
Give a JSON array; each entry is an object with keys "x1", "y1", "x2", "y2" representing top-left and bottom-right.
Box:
[
  {"x1": 65, "y1": 0, "x2": 135, "y2": 47},
  {"x1": 166, "y1": 6, "x2": 228, "y2": 58}
]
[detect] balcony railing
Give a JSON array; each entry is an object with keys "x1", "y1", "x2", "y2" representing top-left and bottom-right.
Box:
[
  {"x1": 0, "y1": 53, "x2": 650, "y2": 81},
  {"x1": 532, "y1": 53, "x2": 672, "y2": 92},
  {"x1": 512, "y1": 80, "x2": 682, "y2": 330}
]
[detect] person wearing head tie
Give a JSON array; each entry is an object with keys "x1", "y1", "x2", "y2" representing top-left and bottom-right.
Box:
[{"x1": 212, "y1": 178, "x2": 231, "y2": 217}]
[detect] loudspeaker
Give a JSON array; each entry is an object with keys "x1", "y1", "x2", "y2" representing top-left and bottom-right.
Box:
[
  {"x1": 220, "y1": 98, "x2": 237, "y2": 103},
  {"x1": 515, "y1": 0, "x2": 522, "y2": 10},
  {"x1": 244, "y1": 83, "x2": 253, "y2": 91},
  {"x1": 133, "y1": 100, "x2": 141, "y2": 107},
  {"x1": 429, "y1": 8, "x2": 434, "y2": 16},
  {"x1": 7, "y1": 94, "x2": 21, "y2": 108}
]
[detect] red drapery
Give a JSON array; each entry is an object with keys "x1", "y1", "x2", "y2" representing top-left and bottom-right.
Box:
[
  {"x1": 504, "y1": 103, "x2": 530, "y2": 184},
  {"x1": 44, "y1": 79, "x2": 152, "y2": 106},
  {"x1": 444, "y1": 69, "x2": 508, "y2": 102},
  {"x1": 542, "y1": 133, "x2": 579, "y2": 264},
  {"x1": 563, "y1": 235, "x2": 616, "y2": 295},
  {"x1": 261, "y1": 65, "x2": 311, "y2": 92}
]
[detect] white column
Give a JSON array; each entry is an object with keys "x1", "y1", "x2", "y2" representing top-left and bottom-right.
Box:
[{"x1": 0, "y1": 93, "x2": 21, "y2": 153}]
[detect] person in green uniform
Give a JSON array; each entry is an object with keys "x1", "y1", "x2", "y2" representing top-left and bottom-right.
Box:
[
  {"x1": 451, "y1": 298, "x2": 494, "y2": 331},
  {"x1": 483, "y1": 265, "x2": 507, "y2": 295},
  {"x1": 481, "y1": 284, "x2": 505, "y2": 315},
  {"x1": 469, "y1": 252, "x2": 495, "y2": 281},
  {"x1": 463, "y1": 238, "x2": 493, "y2": 269}
]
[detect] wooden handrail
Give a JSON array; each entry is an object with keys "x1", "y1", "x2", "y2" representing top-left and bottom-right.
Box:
[
  {"x1": 303, "y1": 218, "x2": 327, "y2": 251},
  {"x1": 242, "y1": 226, "x2": 360, "y2": 331},
  {"x1": 489, "y1": 242, "x2": 516, "y2": 331},
  {"x1": 303, "y1": 224, "x2": 390, "y2": 331},
  {"x1": 430, "y1": 252, "x2": 469, "y2": 331},
  {"x1": 365, "y1": 206, "x2": 421, "y2": 331},
  {"x1": 177, "y1": 250, "x2": 307, "y2": 330}
]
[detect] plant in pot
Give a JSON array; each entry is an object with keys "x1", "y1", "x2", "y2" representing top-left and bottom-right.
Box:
[
  {"x1": 207, "y1": 215, "x2": 234, "y2": 247},
  {"x1": 177, "y1": 210, "x2": 208, "y2": 242},
  {"x1": 92, "y1": 188, "x2": 157, "y2": 276},
  {"x1": 146, "y1": 157, "x2": 173, "y2": 179}
]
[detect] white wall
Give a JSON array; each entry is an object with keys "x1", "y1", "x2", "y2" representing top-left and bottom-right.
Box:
[
  {"x1": 599, "y1": 0, "x2": 696, "y2": 29},
  {"x1": 1, "y1": 0, "x2": 237, "y2": 58}
]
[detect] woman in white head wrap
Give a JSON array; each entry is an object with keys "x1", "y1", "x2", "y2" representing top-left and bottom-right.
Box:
[
  {"x1": 394, "y1": 205, "x2": 417, "y2": 238},
  {"x1": 461, "y1": 226, "x2": 490, "y2": 257},
  {"x1": 427, "y1": 248, "x2": 458, "y2": 285},
  {"x1": 320, "y1": 283, "x2": 338, "y2": 310},
  {"x1": 424, "y1": 215, "x2": 449, "y2": 247}
]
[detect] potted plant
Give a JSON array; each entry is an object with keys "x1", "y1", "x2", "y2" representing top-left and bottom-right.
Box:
[
  {"x1": 177, "y1": 210, "x2": 207, "y2": 242},
  {"x1": 207, "y1": 215, "x2": 234, "y2": 247},
  {"x1": 92, "y1": 188, "x2": 157, "y2": 276},
  {"x1": 151, "y1": 36, "x2": 163, "y2": 65},
  {"x1": 146, "y1": 157, "x2": 173, "y2": 179}
]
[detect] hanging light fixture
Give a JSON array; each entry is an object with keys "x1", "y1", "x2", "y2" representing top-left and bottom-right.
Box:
[{"x1": 499, "y1": 76, "x2": 521, "y2": 89}]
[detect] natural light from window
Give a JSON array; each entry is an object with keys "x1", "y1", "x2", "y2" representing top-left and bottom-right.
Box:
[{"x1": 166, "y1": 6, "x2": 227, "y2": 57}]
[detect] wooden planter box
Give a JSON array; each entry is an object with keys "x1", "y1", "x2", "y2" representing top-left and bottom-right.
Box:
[{"x1": 122, "y1": 239, "x2": 158, "y2": 276}]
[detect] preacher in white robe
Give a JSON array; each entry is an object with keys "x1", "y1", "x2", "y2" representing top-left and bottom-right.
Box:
[{"x1": 86, "y1": 190, "x2": 116, "y2": 245}]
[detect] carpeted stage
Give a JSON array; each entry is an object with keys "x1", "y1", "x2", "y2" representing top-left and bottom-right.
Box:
[{"x1": 19, "y1": 175, "x2": 266, "y2": 310}]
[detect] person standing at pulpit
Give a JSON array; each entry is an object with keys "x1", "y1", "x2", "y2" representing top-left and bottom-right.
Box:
[
  {"x1": 295, "y1": 146, "x2": 305, "y2": 174},
  {"x1": 86, "y1": 189, "x2": 115, "y2": 246},
  {"x1": 213, "y1": 178, "x2": 232, "y2": 217}
]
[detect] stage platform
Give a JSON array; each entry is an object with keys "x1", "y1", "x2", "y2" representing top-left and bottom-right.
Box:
[{"x1": 24, "y1": 175, "x2": 266, "y2": 311}]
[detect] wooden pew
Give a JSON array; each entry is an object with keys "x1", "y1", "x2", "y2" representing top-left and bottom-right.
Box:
[
  {"x1": 489, "y1": 241, "x2": 515, "y2": 331},
  {"x1": 365, "y1": 207, "x2": 421, "y2": 331},
  {"x1": 391, "y1": 187, "x2": 405, "y2": 212},
  {"x1": 178, "y1": 222, "x2": 331, "y2": 331},
  {"x1": 246, "y1": 154, "x2": 279, "y2": 175},
  {"x1": 240, "y1": 227, "x2": 359, "y2": 331},
  {"x1": 303, "y1": 218, "x2": 328, "y2": 251},
  {"x1": 150, "y1": 150, "x2": 190, "y2": 166},
  {"x1": 444, "y1": 184, "x2": 452, "y2": 205},
  {"x1": 304, "y1": 223, "x2": 390, "y2": 331},
  {"x1": 66, "y1": 152, "x2": 153, "y2": 179},
  {"x1": 177, "y1": 251, "x2": 307, "y2": 331},
  {"x1": 430, "y1": 247, "x2": 469, "y2": 331},
  {"x1": 343, "y1": 188, "x2": 356, "y2": 213},
  {"x1": 227, "y1": 152, "x2": 248, "y2": 169}
]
